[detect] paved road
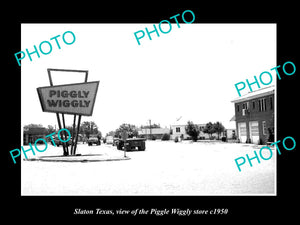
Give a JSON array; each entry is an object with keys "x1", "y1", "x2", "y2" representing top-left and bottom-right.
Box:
[{"x1": 21, "y1": 140, "x2": 276, "y2": 195}]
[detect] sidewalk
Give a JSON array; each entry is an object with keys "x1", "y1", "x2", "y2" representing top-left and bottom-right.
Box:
[{"x1": 25, "y1": 154, "x2": 130, "y2": 162}]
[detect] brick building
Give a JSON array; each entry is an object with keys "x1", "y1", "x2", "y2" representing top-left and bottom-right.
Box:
[{"x1": 231, "y1": 86, "x2": 275, "y2": 144}]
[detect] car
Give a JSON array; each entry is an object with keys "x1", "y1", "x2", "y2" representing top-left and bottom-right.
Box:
[
  {"x1": 87, "y1": 136, "x2": 101, "y2": 146},
  {"x1": 51, "y1": 136, "x2": 72, "y2": 147}
]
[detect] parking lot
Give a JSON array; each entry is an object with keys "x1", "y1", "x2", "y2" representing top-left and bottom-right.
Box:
[{"x1": 21, "y1": 140, "x2": 276, "y2": 195}]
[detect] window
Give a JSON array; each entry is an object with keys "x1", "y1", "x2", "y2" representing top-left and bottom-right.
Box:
[
  {"x1": 252, "y1": 101, "x2": 255, "y2": 110},
  {"x1": 258, "y1": 98, "x2": 267, "y2": 112},
  {"x1": 262, "y1": 121, "x2": 267, "y2": 135},
  {"x1": 238, "y1": 123, "x2": 247, "y2": 136},
  {"x1": 242, "y1": 102, "x2": 249, "y2": 110},
  {"x1": 176, "y1": 127, "x2": 180, "y2": 133},
  {"x1": 270, "y1": 96, "x2": 273, "y2": 110},
  {"x1": 250, "y1": 121, "x2": 259, "y2": 136},
  {"x1": 237, "y1": 104, "x2": 240, "y2": 112},
  {"x1": 264, "y1": 98, "x2": 267, "y2": 111}
]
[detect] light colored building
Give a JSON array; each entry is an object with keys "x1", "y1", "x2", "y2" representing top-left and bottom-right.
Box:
[
  {"x1": 170, "y1": 124, "x2": 189, "y2": 140},
  {"x1": 170, "y1": 118, "x2": 209, "y2": 140},
  {"x1": 138, "y1": 127, "x2": 170, "y2": 140},
  {"x1": 170, "y1": 118, "x2": 235, "y2": 140},
  {"x1": 171, "y1": 123, "x2": 217, "y2": 140}
]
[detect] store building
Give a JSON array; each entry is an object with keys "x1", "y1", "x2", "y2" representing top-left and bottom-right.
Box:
[
  {"x1": 23, "y1": 126, "x2": 47, "y2": 145},
  {"x1": 231, "y1": 85, "x2": 275, "y2": 144}
]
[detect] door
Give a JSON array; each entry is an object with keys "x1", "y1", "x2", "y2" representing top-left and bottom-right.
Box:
[
  {"x1": 238, "y1": 122, "x2": 247, "y2": 143},
  {"x1": 249, "y1": 121, "x2": 259, "y2": 144}
]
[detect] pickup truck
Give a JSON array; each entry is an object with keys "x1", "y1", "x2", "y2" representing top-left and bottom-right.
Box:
[
  {"x1": 116, "y1": 138, "x2": 146, "y2": 151},
  {"x1": 87, "y1": 136, "x2": 101, "y2": 146}
]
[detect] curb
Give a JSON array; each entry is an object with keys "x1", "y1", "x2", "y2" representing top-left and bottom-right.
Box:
[{"x1": 23, "y1": 154, "x2": 131, "y2": 163}]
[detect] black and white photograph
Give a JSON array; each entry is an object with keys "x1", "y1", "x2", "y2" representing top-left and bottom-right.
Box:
[{"x1": 20, "y1": 23, "x2": 276, "y2": 195}]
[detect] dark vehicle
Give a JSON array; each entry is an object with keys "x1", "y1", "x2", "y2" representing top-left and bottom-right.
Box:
[
  {"x1": 87, "y1": 136, "x2": 101, "y2": 146},
  {"x1": 112, "y1": 138, "x2": 120, "y2": 146},
  {"x1": 51, "y1": 136, "x2": 72, "y2": 147},
  {"x1": 116, "y1": 138, "x2": 146, "y2": 151}
]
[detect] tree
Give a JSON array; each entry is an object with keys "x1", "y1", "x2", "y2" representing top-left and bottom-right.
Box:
[
  {"x1": 185, "y1": 121, "x2": 200, "y2": 142},
  {"x1": 106, "y1": 130, "x2": 115, "y2": 137},
  {"x1": 161, "y1": 133, "x2": 170, "y2": 141},
  {"x1": 213, "y1": 122, "x2": 225, "y2": 140},
  {"x1": 65, "y1": 125, "x2": 75, "y2": 135},
  {"x1": 80, "y1": 121, "x2": 100, "y2": 139},
  {"x1": 46, "y1": 125, "x2": 56, "y2": 134},
  {"x1": 203, "y1": 122, "x2": 215, "y2": 139},
  {"x1": 23, "y1": 123, "x2": 44, "y2": 130},
  {"x1": 115, "y1": 123, "x2": 138, "y2": 138}
]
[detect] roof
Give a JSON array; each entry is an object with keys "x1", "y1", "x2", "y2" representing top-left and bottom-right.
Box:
[
  {"x1": 231, "y1": 85, "x2": 275, "y2": 103},
  {"x1": 230, "y1": 115, "x2": 236, "y2": 121},
  {"x1": 170, "y1": 123, "x2": 206, "y2": 127},
  {"x1": 171, "y1": 116, "x2": 205, "y2": 127},
  {"x1": 24, "y1": 127, "x2": 47, "y2": 135}
]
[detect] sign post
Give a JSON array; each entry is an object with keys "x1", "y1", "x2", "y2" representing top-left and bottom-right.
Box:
[
  {"x1": 121, "y1": 130, "x2": 128, "y2": 158},
  {"x1": 37, "y1": 68, "x2": 99, "y2": 156}
]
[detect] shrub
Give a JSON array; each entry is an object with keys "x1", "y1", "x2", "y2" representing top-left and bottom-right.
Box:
[
  {"x1": 174, "y1": 137, "x2": 179, "y2": 143},
  {"x1": 221, "y1": 136, "x2": 227, "y2": 142},
  {"x1": 161, "y1": 133, "x2": 170, "y2": 141}
]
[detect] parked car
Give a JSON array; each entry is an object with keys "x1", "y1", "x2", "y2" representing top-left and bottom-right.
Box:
[{"x1": 87, "y1": 136, "x2": 101, "y2": 146}]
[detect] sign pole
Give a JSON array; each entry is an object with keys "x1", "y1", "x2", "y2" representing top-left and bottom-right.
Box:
[
  {"x1": 47, "y1": 69, "x2": 68, "y2": 155},
  {"x1": 73, "y1": 115, "x2": 82, "y2": 155},
  {"x1": 124, "y1": 142, "x2": 126, "y2": 158},
  {"x1": 70, "y1": 114, "x2": 76, "y2": 155},
  {"x1": 55, "y1": 113, "x2": 68, "y2": 155},
  {"x1": 61, "y1": 113, "x2": 69, "y2": 155},
  {"x1": 122, "y1": 130, "x2": 128, "y2": 158},
  {"x1": 40, "y1": 69, "x2": 98, "y2": 157}
]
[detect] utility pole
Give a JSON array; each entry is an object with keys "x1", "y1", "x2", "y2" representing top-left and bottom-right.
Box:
[{"x1": 149, "y1": 119, "x2": 152, "y2": 140}]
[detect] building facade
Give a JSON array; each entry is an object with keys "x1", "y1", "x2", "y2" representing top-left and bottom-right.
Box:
[
  {"x1": 170, "y1": 124, "x2": 188, "y2": 140},
  {"x1": 138, "y1": 128, "x2": 170, "y2": 140},
  {"x1": 231, "y1": 86, "x2": 274, "y2": 144},
  {"x1": 23, "y1": 127, "x2": 47, "y2": 145},
  {"x1": 170, "y1": 124, "x2": 231, "y2": 140}
]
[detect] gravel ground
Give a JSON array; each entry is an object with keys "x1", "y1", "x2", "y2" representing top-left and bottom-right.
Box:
[{"x1": 21, "y1": 140, "x2": 276, "y2": 195}]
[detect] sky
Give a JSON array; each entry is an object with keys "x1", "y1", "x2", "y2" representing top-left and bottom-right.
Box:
[{"x1": 21, "y1": 23, "x2": 276, "y2": 134}]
